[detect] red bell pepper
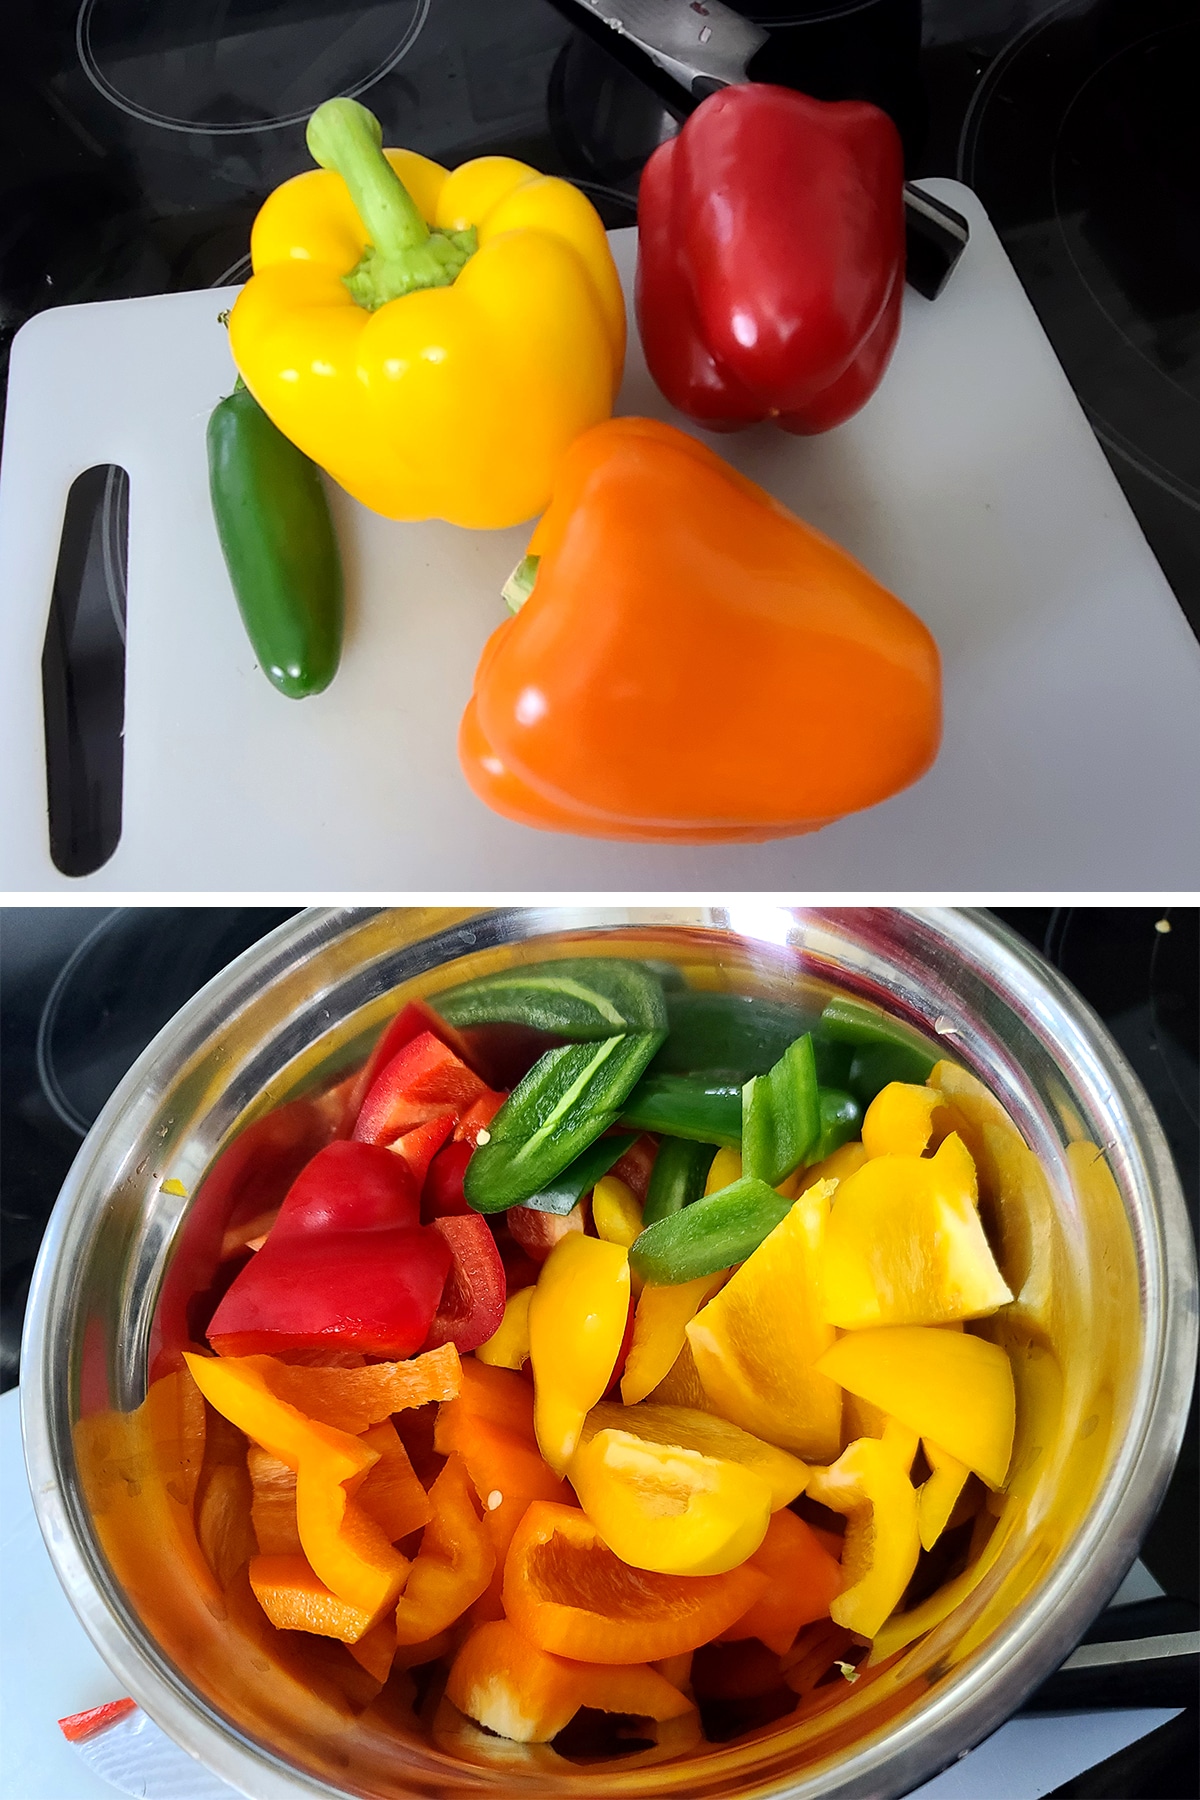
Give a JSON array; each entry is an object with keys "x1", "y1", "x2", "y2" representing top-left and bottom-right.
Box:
[
  {"x1": 207, "y1": 1141, "x2": 451, "y2": 1357},
  {"x1": 346, "y1": 998, "x2": 479, "y2": 1122},
  {"x1": 352, "y1": 1031, "x2": 494, "y2": 1147},
  {"x1": 424, "y1": 1139, "x2": 475, "y2": 1219},
  {"x1": 390, "y1": 1112, "x2": 456, "y2": 1189},
  {"x1": 636, "y1": 85, "x2": 905, "y2": 435},
  {"x1": 422, "y1": 1214, "x2": 507, "y2": 1354}
]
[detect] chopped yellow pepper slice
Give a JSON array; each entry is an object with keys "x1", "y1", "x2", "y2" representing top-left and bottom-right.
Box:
[
  {"x1": 568, "y1": 1428, "x2": 772, "y2": 1575},
  {"x1": 861, "y1": 1081, "x2": 942, "y2": 1159},
  {"x1": 814, "y1": 1325, "x2": 1015, "y2": 1488},
  {"x1": 621, "y1": 1275, "x2": 725, "y2": 1405},
  {"x1": 592, "y1": 1175, "x2": 644, "y2": 1249},
  {"x1": 806, "y1": 1436, "x2": 921, "y2": 1638},
  {"x1": 704, "y1": 1147, "x2": 743, "y2": 1194},
  {"x1": 918, "y1": 1440, "x2": 971, "y2": 1550},
  {"x1": 528, "y1": 1234, "x2": 630, "y2": 1475},
  {"x1": 476, "y1": 1285, "x2": 534, "y2": 1369},
  {"x1": 822, "y1": 1133, "x2": 1012, "y2": 1328},
  {"x1": 686, "y1": 1180, "x2": 841, "y2": 1461},
  {"x1": 578, "y1": 1400, "x2": 808, "y2": 1510}
]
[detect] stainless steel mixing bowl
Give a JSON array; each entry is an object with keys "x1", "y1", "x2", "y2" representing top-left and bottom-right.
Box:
[{"x1": 21, "y1": 907, "x2": 1198, "y2": 1799}]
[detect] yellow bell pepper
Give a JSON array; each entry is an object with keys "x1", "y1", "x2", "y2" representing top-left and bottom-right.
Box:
[
  {"x1": 527, "y1": 1234, "x2": 630, "y2": 1474},
  {"x1": 814, "y1": 1324, "x2": 1016, "y2": 1488},
  {"x1": 917, "y1": 1440, "x2": 971, "y2": 1549},
  {"x1": 591, "y1": 1175, "x2": 644, "y2": 1249},
  {"x1": 685, "y1": 1180, "x2": 842, "y2": 1461},
  {"x1": 704, "y1": 1147, "x2": 743, "y2": 1194},
  {"x1": 577, "y1": 1400, "x2": 809, "y2": 1509},
  {"x1": 230, "y1": 99, "x2": 625, "y2": 529},
  {"x1": 806, "y1": 1436, "x2": 921, "y2": 1638},
  {"x1": 569, "y1": 1427, "x2": 772, "y2": 1575},
  {"x1": 620, "y1": 1274, "x2": 725, "y2": 1404},
  {"x1": 475, "y1": 1285, "x2": 534, "y2": 1370},
  {"x1": 861, "y1": 1081, "x2": 942, "y2": 1158},
  {"x1": 822, "y1": 1133, "x2": 1013, "y2": 1328},
  {"x1": 183, "y1": 1352, "x2": 408, "y2": 1622}
]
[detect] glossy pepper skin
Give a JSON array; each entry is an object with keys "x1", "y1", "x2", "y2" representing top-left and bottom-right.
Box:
[
  {"x1": 460, "y1": 417, "x2": 941, "y2": 842},
  {"x1": 230, "y1": 100, "x2": 625, "y2": 529},
  {"x1": 636, "y1": 85, "x2": 905, "y2": 435}
]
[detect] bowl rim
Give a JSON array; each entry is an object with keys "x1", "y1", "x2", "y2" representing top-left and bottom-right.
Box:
[{"x1": 19, "y1": 904, "x2": 1199, "y2": 1800}]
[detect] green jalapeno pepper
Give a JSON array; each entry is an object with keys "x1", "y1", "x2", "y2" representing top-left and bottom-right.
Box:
[
  {"x1": 207, "y1": 382, "x2": 343, "y2": 698},
  {"x1": 619, "y1": 1073, "x2": 742, "y2": 1147},
  {"x1": 465, "y1": 1032, "x2": 663, "y2": 1212},
  {"x1": 520, "y1": 1132, "x2": 637, "y2": 1216},
  {"x1": 742, "y1": 1033, "x2": 820, "y2": 1187},
  {"x1": 630, "y1": 1176, "x2": 792, "y2": 1285},
  {"x1": 641, "y1": 1136, "x2": 719, "y2": 1226},
  {"x1": 432, "y1": 958, "x2": 667, "y2": 1038}
]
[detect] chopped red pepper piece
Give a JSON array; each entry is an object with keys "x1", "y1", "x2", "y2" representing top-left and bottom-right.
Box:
[
  {"x1": 454, "y1": 1087, "x2": 507, "y2": 1146},
  {"x1": 423, "y1": 1140, "x2": 475, "y2": 1219},
  {"x1": 207, "y1": 1142, "x2": 451, "y2": 1357},
  {"x1": 389, "y1": 1111, "x2": 456, "y2": 1189},
  {"x1": 346, "y1": 998, "x2": 479, "y2": 1122},
  {"x1": 352, "y1": 1032, "x2": 491, "y2": 1147},
  {"x1": 637, "y1": 84, "x2": 904, "y2": 435},
  {"x1": 423, "y1": 1215, "x2": 507, "y2": 1353}
]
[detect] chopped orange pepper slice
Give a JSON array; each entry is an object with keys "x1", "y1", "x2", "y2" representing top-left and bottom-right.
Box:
[
  {"x1": 446, "y1": 1617, "x2": 694, "y2": 1743},
  {"x1": 718, "y1": 1507, "x2": 843, "y2": 1654},
  {"x1": 434, "y1": 1363, "x2": 570, "y2": 1616},
  {"x1": 347, "y1": 1617, "x2": 399, "y2": 1684},
  {"x1": 815, "y1": 1325, "x2": 1016, "y2": 1488},
  {"x1": 184, "y1": 1352, "x2": 407, "y2": 1620},
  {"x1": 822, "y1": 1134, "x2": 1012, "y2": 1328},
  {"x1": 355, "y1": 1420, "x2": 433, "y2": 1542},
  {"x1": 502, "y1": 1501, "x2": 767, "y2": 1664},
  {"x1": 215, "y1": 1344, "x2": 462, "y2": 1433},
  {"x1": 394, "y1": 1452, "x2": 496, "y2": 1645},
  {"x1": 249, "y1": 1553, "x2": 379, "y2": 1643},
  {"x1": 686, "y1": 1180, "x2": 842, "y2": 1460},
  {"x1": 247, "y1": 1445, "x2": 302, "y2": 1556}
]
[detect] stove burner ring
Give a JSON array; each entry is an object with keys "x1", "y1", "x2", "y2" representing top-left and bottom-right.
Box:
[
  {"x1": 34, "y1": 911, "x2": 125, "y2": 1137},
  {"x1": 76, "y1": 0, "x2": 431, "y2": 136}
]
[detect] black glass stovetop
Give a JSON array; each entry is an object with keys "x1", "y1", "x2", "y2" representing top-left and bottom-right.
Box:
[
  {"x1": 2, "y1": 0, "x2": 1198, "y2": 642},
  {"x1": 0, "y1": 905, "x2": 1196, "y2": 1797}
]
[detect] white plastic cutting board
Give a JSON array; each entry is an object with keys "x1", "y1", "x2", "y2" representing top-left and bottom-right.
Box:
[{"x1": 2, "y1": 179, "x2": 1199, "y2": 891}]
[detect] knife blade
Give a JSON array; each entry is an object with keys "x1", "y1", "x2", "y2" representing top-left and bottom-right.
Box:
[{"x1": 545, "y1": 0, "x2": 969, "y2": 298}]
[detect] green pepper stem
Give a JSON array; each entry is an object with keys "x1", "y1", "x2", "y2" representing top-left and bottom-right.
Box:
[
  {"x1": 306, "y1": 98, "x2": 430, "y2": 258},
  {"x1": 305, "y1": 98, "x2": 477, "y2": 311}
]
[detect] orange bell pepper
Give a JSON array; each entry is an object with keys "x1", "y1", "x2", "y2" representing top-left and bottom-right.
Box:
[
  {"x1": 248, "y1": 1446, "x2": 302, "y2": 1556},
  {"x1": 249, "y1": 1553, "x2": 379, "y2": 1644},
  {"x1": 355, "y1": 1420, "x2": 434, "y2": 1542},
  {"x1": 446, "y1": 1618, "x2": 694, "y2": 1743},
  {"x1": 219, "y1": 1343, "x2": 461, "y2": 1433},
  {"x1": 434, "y1": 1361, "x2": 570, "y2": 1617},
  {"x1": 719, "y1": 1508, "x2": 844, "y2": 1654},
  {"x1": 460, "y1": 416, "x2": 940, "y2": 842},
  {"x1": 502, "y1": 1501, "x2": 767, "y2": 1664},
  {"x1": 394, "y1": 1452, "x2": 496, "y2": 1644},
  {"x1": 183, "y1": 1352, "x2": 408, "y2": 1621}
]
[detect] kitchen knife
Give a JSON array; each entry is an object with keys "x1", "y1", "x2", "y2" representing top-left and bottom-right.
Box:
[{"x1": 545, "y1": 0, "x2": 969, "y2": 298}]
